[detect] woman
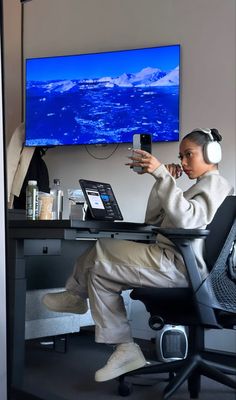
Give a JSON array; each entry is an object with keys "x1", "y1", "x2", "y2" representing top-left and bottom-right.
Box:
[{"x1": 43, "y1": 128, "x2": 233, "y2": 382}]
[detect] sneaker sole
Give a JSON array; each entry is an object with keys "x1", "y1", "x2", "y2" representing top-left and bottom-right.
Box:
[{"x1": 95, "y1": 358, "x2": 147, "y2": 382}]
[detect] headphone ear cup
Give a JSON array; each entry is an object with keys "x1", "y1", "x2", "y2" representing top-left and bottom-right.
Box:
[{"x1": 203, "y1": 141, "x2": 222, "y2": 164}]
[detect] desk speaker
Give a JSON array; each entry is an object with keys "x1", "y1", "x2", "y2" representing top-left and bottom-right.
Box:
[{"x1": 155, "y1": 325, "x2": 188, "y2": 362}]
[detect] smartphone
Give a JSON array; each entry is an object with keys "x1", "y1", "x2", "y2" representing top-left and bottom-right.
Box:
[{"x1": 132, "y1": 133, "x2": 152, "y2": 172}]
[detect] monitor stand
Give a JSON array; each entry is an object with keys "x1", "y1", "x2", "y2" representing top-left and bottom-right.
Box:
[{"x1": 84, "y1": 207, "x2": 94, "y2": 220}]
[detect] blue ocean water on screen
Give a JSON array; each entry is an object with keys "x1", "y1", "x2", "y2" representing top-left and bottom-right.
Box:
[{"x1": 25, "y1": 63, "x2": 180, "y2": 146}]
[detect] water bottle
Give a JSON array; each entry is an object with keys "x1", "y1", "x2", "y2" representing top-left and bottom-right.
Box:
[
  {"x1": 50, "y1": 179, "x2": 63, "y2": 220},
  {"x1": 26, "y1": 180, "x2": 39, "y2": 220}
]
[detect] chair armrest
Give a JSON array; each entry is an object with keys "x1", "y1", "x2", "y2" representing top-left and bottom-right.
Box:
[
  {"x1": 150, "y1": 226, "x2": 219, "y2": 325},
  {"x1": 150, "y1": 226, "x2": 208, "y2": 293},
  {"x1": 151, "y1": 226, "x2": 210, "y2": 240}
]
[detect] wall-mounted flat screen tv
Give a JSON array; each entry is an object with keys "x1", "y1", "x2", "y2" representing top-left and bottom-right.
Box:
[{"x1": 25, "y1": 44, "x2": 180, "y2": 147}]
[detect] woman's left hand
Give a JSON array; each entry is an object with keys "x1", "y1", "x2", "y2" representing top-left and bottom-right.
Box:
[{"x1": 126, "y1": 149, "x2": 161, "y2": 174}]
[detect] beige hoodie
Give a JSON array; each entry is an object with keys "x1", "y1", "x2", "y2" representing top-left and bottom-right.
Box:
[{"x1": 145, "y1": 164, "x2": 234, "y2": 278}]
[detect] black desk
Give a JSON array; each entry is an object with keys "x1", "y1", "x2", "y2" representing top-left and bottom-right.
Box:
[{"x1": 7, "y1": 219, "x2": 156, "y2": 389}]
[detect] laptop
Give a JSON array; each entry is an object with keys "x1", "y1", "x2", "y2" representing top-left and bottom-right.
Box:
[{"x1": 79, "y1": 179, "x2": 123, "y2": 221}]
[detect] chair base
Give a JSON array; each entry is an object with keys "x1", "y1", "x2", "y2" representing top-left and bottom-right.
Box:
[{"x1": 118, "y1": 350, "x2": 236, "y2": 399}]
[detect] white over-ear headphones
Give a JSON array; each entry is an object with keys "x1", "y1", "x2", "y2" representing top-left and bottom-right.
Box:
[{"x1": 191, "y1": 128, "x2": 222, "y2": 164}]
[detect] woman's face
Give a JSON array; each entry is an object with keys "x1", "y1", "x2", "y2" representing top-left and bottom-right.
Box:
[{"x1": 179, "y1": 138, "x2": 217, "y2": 179}]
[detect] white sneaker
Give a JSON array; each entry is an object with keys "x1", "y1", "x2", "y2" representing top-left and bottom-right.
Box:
[
  {"x1": 42, "y1": 291, "x2": 88, "y2": 314},
  {"x1": 95, "y1": 343, "x2": 147, "y2": 382}
]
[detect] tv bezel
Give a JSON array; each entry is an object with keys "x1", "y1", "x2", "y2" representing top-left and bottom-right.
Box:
[{"x1": 24, "y1": 44, "x2": 181, "y2": 147}]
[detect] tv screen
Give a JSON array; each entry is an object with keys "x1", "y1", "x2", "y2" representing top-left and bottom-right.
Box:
[{"x1": 25, "y1": 44, "x2": 180, "y2": 147}]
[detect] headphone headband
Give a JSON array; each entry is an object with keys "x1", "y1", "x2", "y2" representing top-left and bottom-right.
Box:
[{"x1": 191, "y1": 128, "x2": 214, "y2": 141}]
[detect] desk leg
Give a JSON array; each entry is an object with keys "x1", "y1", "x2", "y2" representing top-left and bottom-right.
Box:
[{"x1": 7, "y1": 238, "x2": 26, "y2": 389}]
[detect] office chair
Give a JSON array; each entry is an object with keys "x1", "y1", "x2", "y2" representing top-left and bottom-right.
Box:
[{"x1": 118, "y1": 195, "x2": 236, "y2": 399}]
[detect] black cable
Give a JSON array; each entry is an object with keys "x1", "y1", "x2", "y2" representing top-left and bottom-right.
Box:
[
  {"x1": 20, "y1": 1, "x2": 33, "y2": 123},
  {"x1": 20, "y1": 2, "x2": 24, "y2": 122},
  {"x1": 84, "y1": 143, "x2": 120, "y2": 160}
]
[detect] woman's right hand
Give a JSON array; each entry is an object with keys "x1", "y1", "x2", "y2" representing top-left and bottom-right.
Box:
[
  {"x1": 165, "y1": 163, "x2": 183, "y2": 179},
  {"x1": 126, "y1": 149, "x2": 161, "y2": 174}
]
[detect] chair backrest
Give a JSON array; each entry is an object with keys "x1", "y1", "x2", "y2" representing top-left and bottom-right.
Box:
[
  {"x1": 198, "y1": 196, "x2": 236, "y2": 315},
  {"x1": 205, "y1": 196, "x2": 236, "y2": 270}
]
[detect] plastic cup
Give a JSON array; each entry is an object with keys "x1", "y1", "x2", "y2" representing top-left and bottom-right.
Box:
[{"x1": 39, "y1": 193, "x2": 54, "y2": 220}]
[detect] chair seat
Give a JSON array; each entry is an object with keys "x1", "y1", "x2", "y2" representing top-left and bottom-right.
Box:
[
  {"x1": 131, "y1": 287, "x2": 236, "y2": 327},
  {"x1": 131, "y1": 287, "x2": 197, "y2": 325}
]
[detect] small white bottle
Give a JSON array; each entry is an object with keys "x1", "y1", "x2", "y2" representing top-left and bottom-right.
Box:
[
  {"x1": 26, "y1": 180, "x2": 39, "y2": 220},
  {"x1": 50, "y1": 179, "x2": 63, "y2": 220}
]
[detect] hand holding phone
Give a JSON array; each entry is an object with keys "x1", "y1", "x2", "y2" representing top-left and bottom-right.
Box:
[{"x1": 132, "y1": 133, "x2": 152, "y2": 172}]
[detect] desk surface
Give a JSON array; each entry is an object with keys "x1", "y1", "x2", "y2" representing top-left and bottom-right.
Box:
[
  {"x1": 8, "y1": 219, "x2": 156, "y2": 240},
  {"x1": 9, "y1": 219, "x2": 150, "y2": 229},
  {"x1": 8, "y1": 219, "x2": 208, "y2": 240}
]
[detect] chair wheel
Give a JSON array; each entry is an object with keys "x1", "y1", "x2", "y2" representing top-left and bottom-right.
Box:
[{"x1": 118, "y1": 381, "x2": 133, "y2": 396}]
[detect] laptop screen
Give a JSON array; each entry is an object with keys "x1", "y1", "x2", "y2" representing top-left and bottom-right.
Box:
[{"x1": 79, "y1": 179, "x2": 123, "y2": 221}]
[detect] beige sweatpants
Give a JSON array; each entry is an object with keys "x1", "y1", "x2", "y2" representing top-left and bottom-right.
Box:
[{"x1": 66, "y1": 238, "x2": 188, "y2": 344}]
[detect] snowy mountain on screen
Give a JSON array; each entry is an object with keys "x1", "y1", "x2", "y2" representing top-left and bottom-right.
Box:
[
  {"x1": 27, "y1": 65, "x2": 179, "y2": 94},
  {"x1": 150, "y1": 66, "x2": 179, "y2": 86}
]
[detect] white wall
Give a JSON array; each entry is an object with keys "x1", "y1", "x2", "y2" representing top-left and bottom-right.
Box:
[{"x1": 21, "y1": 0, "x2": 236, "y2": 220}]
